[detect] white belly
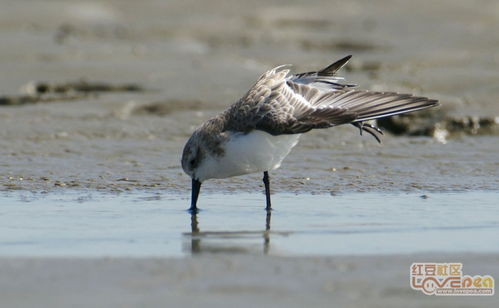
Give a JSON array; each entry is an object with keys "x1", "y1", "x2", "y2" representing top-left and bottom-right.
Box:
[{"x1": 197, "y1": 130, "x2": 300, "y2": 181}]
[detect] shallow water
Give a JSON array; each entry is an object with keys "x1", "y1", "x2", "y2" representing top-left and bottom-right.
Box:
[{"x1": 0, "y1": 191, "x2": 497, "y2": 257}]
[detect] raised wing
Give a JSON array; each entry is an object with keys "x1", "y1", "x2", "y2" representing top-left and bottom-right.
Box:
[
  {"x1": 291, "y1": 55, "x2": 356, "y2": 90},
  {"x1": 223, "y1": 56, "x2": 438, "y2": 140}
]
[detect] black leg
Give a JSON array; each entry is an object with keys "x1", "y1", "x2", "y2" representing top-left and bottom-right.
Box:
[
  {"x1": 263, "y1": 171, "x2": 272, "y2": 211},
  {"x1": 189, "y1": 178, "x2": 201, "y2": 213}
]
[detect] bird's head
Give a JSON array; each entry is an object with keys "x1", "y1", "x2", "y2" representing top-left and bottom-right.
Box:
[{"x1": 181, "y1": 132, "x2": 205, "y2": 181}]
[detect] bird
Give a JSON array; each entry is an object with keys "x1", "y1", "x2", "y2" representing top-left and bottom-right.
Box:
[{"x1": 181, "y1": 55, "x2": 438, "y2": 213}]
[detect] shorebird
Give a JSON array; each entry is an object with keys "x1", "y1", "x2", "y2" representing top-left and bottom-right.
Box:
[{"x1": 181, "y1": 55, "x2": 438, "y2": 212}]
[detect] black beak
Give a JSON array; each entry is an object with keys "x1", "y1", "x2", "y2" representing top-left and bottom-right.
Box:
[{"x1": 190, "y1": 178, "x2": 201, "y2": 213}]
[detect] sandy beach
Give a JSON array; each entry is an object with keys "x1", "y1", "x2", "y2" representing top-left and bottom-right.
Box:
[{"x1": 1, "y1": 0, "x2": 498, "y2": 306}]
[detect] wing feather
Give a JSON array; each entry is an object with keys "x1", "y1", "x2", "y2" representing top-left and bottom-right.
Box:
[{"x1": 223, "y1": 56, "x2": 438, "y2": 137}]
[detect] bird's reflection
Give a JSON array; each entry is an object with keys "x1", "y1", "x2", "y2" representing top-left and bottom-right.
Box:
[
  {"x1": 190, "y1": 212, "x2": 202, "y2": 254},
  {"x1": 264, "y1": 210, "x2": 271, "y2": 254},
  {"x1": 185, "y1": 209, "x2": 272, "y2": 255}
]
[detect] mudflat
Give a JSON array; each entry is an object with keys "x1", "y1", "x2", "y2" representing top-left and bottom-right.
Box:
[
  {"x1": 1, "y1": 255, "x2": 498, "y2": 308},
  {"x1": 1, "y1": 1, "x2": 498, "y2": 307},
  {"x1": 1, "y1": 0, "x2": 498, "y2": 193}
]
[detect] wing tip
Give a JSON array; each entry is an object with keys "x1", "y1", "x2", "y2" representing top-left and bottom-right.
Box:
[{"x1": 319, "y1": 55, "x2": 353, "y2": 76}]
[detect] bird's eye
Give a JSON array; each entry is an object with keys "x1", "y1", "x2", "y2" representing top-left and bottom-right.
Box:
[{"x1": 190, "y1": 159, "x2": 196, "y2": 166}]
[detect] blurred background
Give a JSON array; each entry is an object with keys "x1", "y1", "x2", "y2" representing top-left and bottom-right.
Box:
[{"x1": 0, "y1": 0, "x2": 498, "y2": 192}]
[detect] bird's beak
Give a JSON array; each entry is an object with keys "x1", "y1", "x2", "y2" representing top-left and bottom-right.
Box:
[{"x1": 190, "y1": 178, "x2": 202, "y2": 213}]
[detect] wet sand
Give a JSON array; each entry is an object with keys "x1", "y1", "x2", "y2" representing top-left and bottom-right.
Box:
[
  {"x1": 1, "y1": 0, "x2": 498, "y2": 306},
  {"x1": 1, "y1": 255, "x2": 498, "y2": 308},
  {"x1": 1, "y1": 0, "x2": 499, "y2": 193}
]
